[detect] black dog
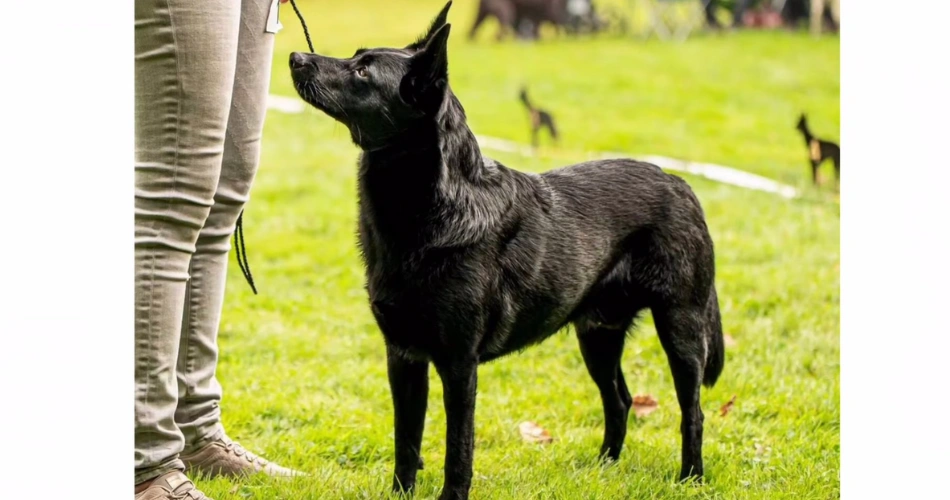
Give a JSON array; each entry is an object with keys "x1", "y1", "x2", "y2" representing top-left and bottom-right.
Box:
[
  {"x1": 795, "y1": 113, "x2": 840, "y2": 186},
  {"x1": 519, "y1": 87, "x2": 558, "y2": 147},
  {"x1": 290, "y1": 3, "x2": 724, "y2": 499}
]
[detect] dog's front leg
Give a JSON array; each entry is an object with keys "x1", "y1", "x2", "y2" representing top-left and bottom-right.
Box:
[
  {"x1": 387, "y1": 344, "x2": 430, "y2": 493},
  {"x1": 435, "y1": 358, "x2": 478, "y2": 500}
]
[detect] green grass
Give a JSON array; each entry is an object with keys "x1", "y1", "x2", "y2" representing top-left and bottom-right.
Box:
[{"x1": 196, "y1": 1, "x2": 839, "y2": 498}]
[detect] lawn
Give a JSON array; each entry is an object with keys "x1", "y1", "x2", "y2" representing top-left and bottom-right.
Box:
[{"x1": 194, "y1": 1, "x2": 840, "y2": 498}]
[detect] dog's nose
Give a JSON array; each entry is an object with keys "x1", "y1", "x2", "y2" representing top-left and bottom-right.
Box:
[{"x1": 290, "y1": 52, "x2": 310, "y2": 70}]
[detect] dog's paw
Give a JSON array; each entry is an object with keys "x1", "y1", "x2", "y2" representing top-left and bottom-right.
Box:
[
  {"x1": 677, "y1": 470, "x2": 705, "y2": 486},
  {"x1": 392, "y1": 477, "x2": 416, "y2": 495}
]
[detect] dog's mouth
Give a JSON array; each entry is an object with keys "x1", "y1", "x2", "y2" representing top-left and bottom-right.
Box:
[
  {"x1": 290, "y1": 55, "x2": 347, "y2": 120},
  {"x1": 291, "y1": 75, "x2": 346, "y2": 120}
]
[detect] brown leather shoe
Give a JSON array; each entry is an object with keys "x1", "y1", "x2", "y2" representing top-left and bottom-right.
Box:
[
  {"x1": 180, "y1": 434, "x2": 304, "y2": 478},
  {"x1": 135, "y1": 471, "x2": 212, "y2": 500}
]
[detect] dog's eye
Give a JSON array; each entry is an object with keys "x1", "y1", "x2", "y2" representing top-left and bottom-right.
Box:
[{"x1": 355, "y1": 67, "x2": 368, "y2": 78}]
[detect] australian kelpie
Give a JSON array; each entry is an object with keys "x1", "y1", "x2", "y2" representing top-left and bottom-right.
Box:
[
  {"x1": 289, "y1": 3, "x2": 725, "y2": 499},
  {"x1": 796, "y1": 113, "x2": 840, "y2": 186},
  {"x1": 519, "y1": 87, "x2": 558, "y2": 147}
]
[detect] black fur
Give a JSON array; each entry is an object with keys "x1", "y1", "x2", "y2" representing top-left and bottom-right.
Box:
[
  {"x1": 519, "y1": 87, "x2": 558, "y2": 147},
  {"x1": 796, "y1": 113, "x2": 840, "y2": 187},
  {"x1": 290, "y1": 3, "x2": 724, "y2": 498}
]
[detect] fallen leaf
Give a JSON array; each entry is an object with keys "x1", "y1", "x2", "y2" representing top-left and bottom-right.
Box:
[
  {"x1": 518, "y1": 421, "x2": 553, "y2": 444},
  {"x1": 724, "y1": 334, "x2": 738, "y2": 348},
  {"x1": 719, "y1": 395, "x2": 737, "y2": 417},
  {"x1": 631, "y1": 394, "x2": 658, "y2": 418}
]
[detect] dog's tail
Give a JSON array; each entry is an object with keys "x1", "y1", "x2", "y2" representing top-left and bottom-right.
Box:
[{"x1": 703, "y1": 284, "x2": 725, "y2": 387}]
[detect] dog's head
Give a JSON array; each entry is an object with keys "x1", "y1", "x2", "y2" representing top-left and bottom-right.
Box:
[
  {"x1": 796, "y1": 113, "x2": 808, "y2": 131},
  {"x1": 290, "y1": 1, "x2": 454, "y2": 150}
]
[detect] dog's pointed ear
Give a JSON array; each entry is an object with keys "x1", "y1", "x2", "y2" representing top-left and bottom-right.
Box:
[
  {"x1": 400, "y1": 23, "x2": 451, "y2": 110},
  {"x1": 405, "y1": 1, "x2": 452, "y2": 51}
]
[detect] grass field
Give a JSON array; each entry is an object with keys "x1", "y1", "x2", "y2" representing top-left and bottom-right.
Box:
[{"x1": 194, "y1": 1, "x2": 840, "y2": 498}]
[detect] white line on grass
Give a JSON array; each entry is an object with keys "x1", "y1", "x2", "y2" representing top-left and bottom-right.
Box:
[
  {"x1": 268, "y1": 94, "x2": 307, "y2": 114},
  {"x1": 474, "y1": 136, "x2": 799, "y2": 199},
  {"x1": 268, "y1": 94, "x2": 799, "y2": 199}
]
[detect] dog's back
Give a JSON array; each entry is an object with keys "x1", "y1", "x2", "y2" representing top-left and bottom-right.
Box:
[
  {"x1": 540, "y1": 159, "x2": 725, "y2": 386},
  {"x1": 438, "y1": 157, "x2": 721, "y2": 372}
]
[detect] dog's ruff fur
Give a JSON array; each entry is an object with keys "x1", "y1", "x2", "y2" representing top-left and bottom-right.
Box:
[{"x1": 290, "y1": 3, "x2": 725, "y2": 499}]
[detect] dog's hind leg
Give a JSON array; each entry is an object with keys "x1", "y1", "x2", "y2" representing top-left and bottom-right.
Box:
[
  {"x1": 541, "y1": 114, "x2": 558, "y2": 144},
  {"x1": 652, "y1": 304, "x2": 709, "y2": 481},
  {"x1": 616, "y1": 363, "x2": 633, "y2": 410},
  {"x1": 576, "y1": 323, "x2": 632, "y2": 461},
  {"x1": 387, "y1": 345, "x2": 429, "y2": 493}
]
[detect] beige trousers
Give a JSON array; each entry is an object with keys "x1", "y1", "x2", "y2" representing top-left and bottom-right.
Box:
[
  {"x1": 134, "y1": 0, "x2": 276, "y2": 483},
  {"x1": 810, "y1": 0, "x2": 840, "y2": 35}
]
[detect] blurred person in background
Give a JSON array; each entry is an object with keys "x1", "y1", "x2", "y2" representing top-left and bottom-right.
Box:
[
  {"x1": 705, "y1": 0, "x2": 837, "y2": 31},
  {"x1": 809, "y1": 0, "x2": 839, "y2": 34},
  {"x1": 704, "y1": 0, "x2": 755, "y2": 29}
]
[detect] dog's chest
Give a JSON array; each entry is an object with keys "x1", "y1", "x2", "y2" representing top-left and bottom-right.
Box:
[
  {"x1": 367, "y1": 278, "x2": 469, "y2": 358},
  {"x1": 809, "y1": 139, "x2": 822, "y2": 161},
  {"x1": 362, "y1": 242, "x2": 480, "y2": 353}
]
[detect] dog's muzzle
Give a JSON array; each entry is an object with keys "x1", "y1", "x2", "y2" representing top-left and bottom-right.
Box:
[{"x1": 290, "y1": 52, "x2": 312, "y2": 71}]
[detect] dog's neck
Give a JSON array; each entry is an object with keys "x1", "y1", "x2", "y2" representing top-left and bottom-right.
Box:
[
  {"x1": 519, "y1": 93, "x2": 533, "y2": 111},
  {"x1": 360, "y1": 90, "x2": 487, "y2": 184},
  {"x1": 358, "y1": 89, "x2": 502, "y2": 248},
  {"x1": 435, "y1": 92, "x2": 485, "y2": 179},
  {"x1": 798, "y1": 122, "x2": 814, "y2": 143}
]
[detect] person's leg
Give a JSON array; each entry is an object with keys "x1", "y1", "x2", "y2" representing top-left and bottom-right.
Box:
[
  {"x1": 828, "y1": 0, "x2": 840, "y2": 29},
  {"x1": 703, "y1": 0, "x2": 722, "y2": 28},
  {"x1": 810, "y1": 0, "x2": 825, "y2": 35},
  {"x1": 732, "y1": 0, "x2": 754, "y2": 27},
  {"x1": 134, "y1": 0, "x2": 240, "y2": 486},
  {"x1": 173, "y1": 0, "x2": 298, "y2": 477}
]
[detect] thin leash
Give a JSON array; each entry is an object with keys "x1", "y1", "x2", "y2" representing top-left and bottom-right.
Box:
[
  {"x1": 233, "y1": 0, "x2": 313, "y2": 295},
  {"x1": 234, "y1": 211, "x2": 257, "y2": 295},
  {"x1": 289, "y1": 0, "x2": 315, "y2": 52}
]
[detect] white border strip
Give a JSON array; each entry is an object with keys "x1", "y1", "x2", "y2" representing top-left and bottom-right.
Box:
[{"x1": 269, "y1": 94, "x2": 798, "y2": 199}]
